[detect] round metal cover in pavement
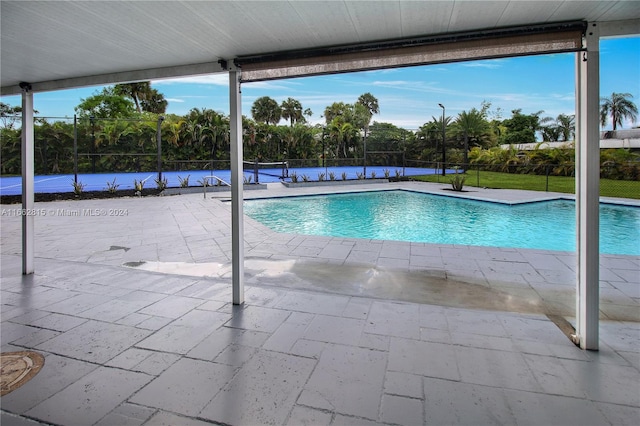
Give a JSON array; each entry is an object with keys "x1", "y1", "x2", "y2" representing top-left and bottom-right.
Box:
[{"x1": 1, "y1": 351, "x2": 45, "y2": 396}]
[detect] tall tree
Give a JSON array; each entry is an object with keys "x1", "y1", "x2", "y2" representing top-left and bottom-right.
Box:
[
  {"x1": 75, "y1": 87, "x2": 135, "y2": 119},
  {"x1": 0, "y1": 102, "x2": 23, "y2": 129},
  {"x1": 251, "y1": 96, "x2": 281, "y2": 125},
  {"x1": 541, "y1": 113, "x2": 575, "y2": 142},
  {"x1": 600, "y1": 92, "x2": 638, "y2": 130},
  {"x1": 324, "y1": 102, "x2": 350, "y2": 123},
  {"x1": 114, "y1": 82, "x2": 147, "y2": 112},
  {"x1": 452, "y1": 108, "x2": 491, "y2": 166},
  {"x1": 357, "y1": 93, "x2": 380, "y2": 123},
  {"x1": 281, "y1": 97, "x2": 303, "y2": 126},
  {"x1": 114, "y1": 82, "x2": 167, "y2": 114},
  {"x1": 140, "y1": 89, "x2": 168, "y2": 114},
  {"x1": 328, "y1": 116, "x2": 358, "y2": 158},
  {"x1": 500, "y1": 109, "x2": 543, "y2": 145},
  {"x1": 357, "y1": 93, "x2": 380, "y2": 157}
]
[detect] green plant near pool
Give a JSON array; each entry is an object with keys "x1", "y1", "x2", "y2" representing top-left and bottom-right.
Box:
[
  {"x1": 105, "y1": 178, "x2": 119, "y2": 193},
  {"x1": 71, "y1": 180, "x2": 86, "y2": 195},
  {"x1": 155, "y1": 177, "x2": 168, "y2": 191},
  {"x1": 133, "y1": 179, "x2": 145, "y2": 192},
  {"x1": 450, "y1": 174, "x2": 465, "y2": 191},
  {"x1": 178, "y1": 175, "x2": 190, "y2": 188}
]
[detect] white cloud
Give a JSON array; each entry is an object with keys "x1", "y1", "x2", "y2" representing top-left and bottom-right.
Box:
[
  {"x1": 154, "y1": 74, "x2": 293, "y2": 90},
  {"x1": 462, "y1": 62, "x2": 501, "y2": 69},
  {"x1": 371, "y1": 80, "x2": 461, "y2": 96},
  {"x1": 166, "y1": 98, "x2": 185, "y2": 103},
  {"x1": 154, "y1": 74, "x2": 228, "y2": 86}
]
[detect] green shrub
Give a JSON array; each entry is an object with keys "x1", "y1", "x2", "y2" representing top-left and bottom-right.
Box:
[
  {"x1": 178, "y1": 175, "x2": 190, "y2": 188},
  {"x1": 450, "y1": 174, "x2": 466, "y2": 191},
  {"x1": 155, "y1": 177, "x2": 168, "y2": 191},
  {"x1": 72, "y1": 180, "x2": 86, "y2": 195},
  {"x1": 105, "y1": 178, "x2": 119, "y2": 193},
  {"x1": 133, "y1": 179, "x2": 145, "y2": 192}
]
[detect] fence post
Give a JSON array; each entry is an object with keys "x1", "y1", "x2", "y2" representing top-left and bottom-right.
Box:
[
  {"x1": 402, "y1": 151, "x2": 406, "y2": 176},
  {"x1": 545, "y1": 164, "x2": 550, "y2": 192},
  {"x1": 90, "y1": 116, "x2": 95, "y2": 174},
  {"x1": 477, "y1": 164, "x2": 480, "y2": 187},
  {"x1": 157, "y1": 116, "x2": 164, "y2": 183},
  {"x1": 254, "y1": 159, "x2": 259, "y2": 184}
]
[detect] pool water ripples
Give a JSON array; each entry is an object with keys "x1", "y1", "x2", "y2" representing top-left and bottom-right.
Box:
[{"x1": 244, "y1": 190, "x2": 640, "y2": 255}]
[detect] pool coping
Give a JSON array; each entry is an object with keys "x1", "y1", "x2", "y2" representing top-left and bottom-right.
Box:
[{"x1": 241, "y1": 180, "x2": 640, "y2": 207}]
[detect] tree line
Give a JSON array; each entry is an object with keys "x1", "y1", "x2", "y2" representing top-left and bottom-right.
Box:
[{"x1": 0, "y1": 83, "x2": 637, "y2": 178}]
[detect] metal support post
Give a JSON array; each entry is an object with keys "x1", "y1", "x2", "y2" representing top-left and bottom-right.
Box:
[
  {"x1": 229, "y1": 67, "x2": 244, "y2": 305},
  {"x1": 574, "y1": 23, "x2": 600, "y2": 350},
  {"x1": 20, "y1": 83, "x2": 34, "y2": 274}
]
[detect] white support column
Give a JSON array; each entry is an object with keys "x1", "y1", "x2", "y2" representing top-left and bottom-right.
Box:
[
  {"x1": 21, "y1": 83, "x2": 35, "y2": 275},
  {"x1": 229, "y1": 67, "x2": 244, "y2": 305},
  {"x1": 574, "y1": 23, "x2": 600, "y2": 350}
]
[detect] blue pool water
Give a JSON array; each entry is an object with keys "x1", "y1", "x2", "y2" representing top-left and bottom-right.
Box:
[{"x1": 244, "y1": 190, "x2": 640, "y2": 255}]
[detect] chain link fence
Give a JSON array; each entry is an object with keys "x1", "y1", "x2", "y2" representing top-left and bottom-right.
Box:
[{"x1": 407, "y1": 160, "x2": 639, "y2": 199}]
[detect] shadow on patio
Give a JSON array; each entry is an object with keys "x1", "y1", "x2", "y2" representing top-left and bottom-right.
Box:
[{"x1": 1, "y1": 188, "x2": 639, "y2": 425}]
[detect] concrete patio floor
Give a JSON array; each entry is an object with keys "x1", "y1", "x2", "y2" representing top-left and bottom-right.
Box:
[{"x1": 1, "y1": 181, "x2": 638, "y2": 425}]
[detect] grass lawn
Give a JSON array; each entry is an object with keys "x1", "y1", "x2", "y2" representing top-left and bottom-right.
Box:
[{"x1": 413, "y1": 171, "x2": 640, "y2": 200}]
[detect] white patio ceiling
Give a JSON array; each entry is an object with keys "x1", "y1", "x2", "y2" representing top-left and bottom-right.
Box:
[{"x1": 2, "y1": 1, "x2": 639, "y2": 95}]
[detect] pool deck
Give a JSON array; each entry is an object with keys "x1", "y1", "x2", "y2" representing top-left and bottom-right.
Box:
[{"x1": 1, "y1": 181, "x2": 639, "y2": 425}]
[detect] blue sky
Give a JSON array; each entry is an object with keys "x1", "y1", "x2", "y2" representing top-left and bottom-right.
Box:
[{"x1": 2, "y1": 36, "x2": 638, "y2": 131}]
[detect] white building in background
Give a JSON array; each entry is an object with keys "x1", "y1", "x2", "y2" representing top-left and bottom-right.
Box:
[{"x1": 501, "y1": 129, "x2": 640, "y2": 150}]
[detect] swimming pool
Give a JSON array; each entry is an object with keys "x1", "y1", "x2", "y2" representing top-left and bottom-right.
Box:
[{"x1": 244, "y1": 190, "x2": 640, "y2": 255}]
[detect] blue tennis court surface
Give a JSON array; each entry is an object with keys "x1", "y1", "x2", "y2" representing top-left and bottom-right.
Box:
[{"x1": 0, "y1": 166, "x2": 440, "y2": 196}]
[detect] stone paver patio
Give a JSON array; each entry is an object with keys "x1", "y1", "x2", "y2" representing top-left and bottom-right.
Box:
[{"x1": 1, "y1": 181, "x2": 638, "y2": 425}]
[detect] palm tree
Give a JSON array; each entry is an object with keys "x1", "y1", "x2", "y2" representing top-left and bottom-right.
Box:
[
  {"x1": 114, "y1": 82, "x2": 148, "y2": 113},
  {"x1": 324, "y1": 102, "x2": 349, "y2": 123},
  {"x1": 452, "y1": 108, "x2": 491, "y2": 167},
  {"x1": 357, "y1": 93, "x2": 380, "y2": 119},
  {"x1": 329, "y1": 117, "x2": 358, "y2": 158},
  {"x1": 555, "y1": 113, "x2": 575, "y2": 142},
  {"x1": 600, "y1": 92, "x2": 638, "y2": 130},
  {"x1": 199, "y1": 110, "x2": 229, "y2": 170},
  {"x1": 281, "y1": 98, "x2": 303, "y2": 126},
  {"x1": 357, "y1": 93, "x2": 380, "y2": 163},
  {"x1": 113, "y1": 82, "x2": 167, "y2": 114},
  {"x1": 415, "y1": 121, "x2": 440, "y2": 161},
  {"x1": 251, "y1": 96, "x2": 281, "y2": 125},
  {"x1": 140, "y1": 89, "x2": 168, "y2": 114}
]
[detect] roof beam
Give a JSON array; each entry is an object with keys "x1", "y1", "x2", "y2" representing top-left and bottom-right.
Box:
[
  {"x1": 238, "y1": 21, "x2": 586, "y2": 82},
  {"x1": 1, "y1": 61, "x2": 226, "y2": 96},
  {"x1": 599, "y1": 18, "x2": 640, "y2": 38}
]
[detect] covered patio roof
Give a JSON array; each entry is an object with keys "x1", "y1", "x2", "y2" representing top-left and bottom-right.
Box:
[{"x1": 1, "y1": 1, "x2": 639, "y2": 94}]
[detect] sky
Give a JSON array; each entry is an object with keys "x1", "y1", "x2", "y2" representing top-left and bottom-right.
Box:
[{"x1": 2, "y1": 37, "x2": 638, "y2": 131}]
